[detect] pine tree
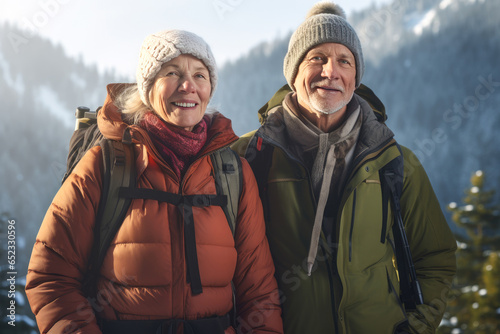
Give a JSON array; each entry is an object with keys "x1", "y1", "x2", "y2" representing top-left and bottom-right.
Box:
[{"x1": 438, "y1": 170, "x2": 500, "y2": 334}]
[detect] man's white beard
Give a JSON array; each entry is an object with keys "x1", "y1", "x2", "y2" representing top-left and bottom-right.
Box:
[{"x1": 307, "y1": 90, "x2": 354, "y2": 115}]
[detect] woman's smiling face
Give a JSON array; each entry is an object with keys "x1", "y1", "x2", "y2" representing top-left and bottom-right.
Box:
[{"x1": 149, "y1": 54, "x2": 211, "y2": 131}]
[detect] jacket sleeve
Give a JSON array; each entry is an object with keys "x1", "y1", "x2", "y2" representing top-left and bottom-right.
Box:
[
  {"x1": 25, "y1": 147, "x2": 104, "y2": 334},
  {"x1": 399, "y1": 147, "x2": 457, "y2": 334},
  {"x1": 232, "y1": 159, "x2": 284, "y2": 334}
]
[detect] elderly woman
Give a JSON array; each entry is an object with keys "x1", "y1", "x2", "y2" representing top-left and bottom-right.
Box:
[{"x1": 26, "y1": 30, "x2": 283, "y2": 334}]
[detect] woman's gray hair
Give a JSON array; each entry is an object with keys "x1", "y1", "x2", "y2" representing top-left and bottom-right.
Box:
[{"x1": 115, "y1": 85, "x2": 150, "y2": 125}]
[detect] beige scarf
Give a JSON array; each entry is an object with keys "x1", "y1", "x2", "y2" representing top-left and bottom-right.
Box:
[{"x1": 283, "y1": 94, "x2": 362, "y2": 275}]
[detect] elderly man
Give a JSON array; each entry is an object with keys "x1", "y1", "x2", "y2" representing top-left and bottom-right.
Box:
[{"x1": 233, "y1": 2, "x2": 456, "y2": 333}]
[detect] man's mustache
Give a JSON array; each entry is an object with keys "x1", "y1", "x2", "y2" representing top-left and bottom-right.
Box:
[{"x1": 311, "y1": 81, "x2": 345, "y2": 92}]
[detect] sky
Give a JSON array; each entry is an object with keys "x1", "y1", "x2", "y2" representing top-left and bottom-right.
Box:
[{"x1": 0, "y1": 0, "x2": 392, "y2": 79}]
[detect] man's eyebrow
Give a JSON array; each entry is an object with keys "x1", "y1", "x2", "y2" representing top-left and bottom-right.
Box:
[
  {"x1": 306, "y1": 50, "x2": 325, "y2": 57},
  {"x1": 338, "y1": 52, "x2": 354, "y2": 59}
]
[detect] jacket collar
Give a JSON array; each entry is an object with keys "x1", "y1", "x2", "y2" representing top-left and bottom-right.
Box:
[{"x1": 352, "y1": 94, "x2": 394, "y2": 162}]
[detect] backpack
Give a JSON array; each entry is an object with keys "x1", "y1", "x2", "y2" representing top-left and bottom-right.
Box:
[
  {"x1": 248, "y1": 84, "x2": 424, "y2": 312},
  {"x1": 64, "y1": 107, "x2": 243, "y2": 299}
]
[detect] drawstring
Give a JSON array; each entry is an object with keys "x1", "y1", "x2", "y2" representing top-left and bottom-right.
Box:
[
  {"x1": 307, "y1": 146, "x2": 337, "y2": 275},
  {"x1": 305, "y1": 108, "x2": 362, "y2": 276}
]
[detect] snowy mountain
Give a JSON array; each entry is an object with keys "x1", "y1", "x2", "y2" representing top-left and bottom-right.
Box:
[
  {"x1": 0, "y1": 0, "x2": 498, "y2": 274},
  {"x1": 359, "y1": 0, "x2": 500, "y2": 212}
]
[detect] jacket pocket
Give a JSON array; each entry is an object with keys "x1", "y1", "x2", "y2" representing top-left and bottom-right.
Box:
[
  {"x1": 343, "y1": 264, "x2": 408, "y2": 333},
  {"x1": 345, "y1": 178, "x2": 387, "y2": 270}
]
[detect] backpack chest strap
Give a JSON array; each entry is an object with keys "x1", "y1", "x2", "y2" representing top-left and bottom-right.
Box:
[
  {"x1": 119, "y1": 187, "x2": 228, "y2": 295},
  {"x1": 119, "y1": 187, "x2": 227, "y2": 207}
]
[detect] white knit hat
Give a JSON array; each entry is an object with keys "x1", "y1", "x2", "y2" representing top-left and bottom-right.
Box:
[
  {"x1": 136, "y1": 29, "x2": 217, "y2": 107},
  {"x1": 284, "y1": 2, "x2": 364, "y2": 90}
]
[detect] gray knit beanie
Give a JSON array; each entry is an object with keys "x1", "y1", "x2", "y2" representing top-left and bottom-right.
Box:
[
  {"x1": 136, "y1": 29, "x2": 217, "y2": 107},
  {"x1": 284, "y1": 1, "x2": 364, "y2": 90}
]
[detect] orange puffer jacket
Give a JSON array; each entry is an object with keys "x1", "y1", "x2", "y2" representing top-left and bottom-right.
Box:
[{"x1": 26, "y1": 84, "x2": 283, "y2": 334}]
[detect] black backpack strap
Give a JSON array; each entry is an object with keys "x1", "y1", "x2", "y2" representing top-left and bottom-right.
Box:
[
  {"x1": 83, "y1": 138, "x2": 136, "y2": 299},
  {"x1": 380, "y1": 143, "x2": 424, "y2": 311},
  {"x1": 101, "y1": 313, "x2": 231, "y2": 334}
]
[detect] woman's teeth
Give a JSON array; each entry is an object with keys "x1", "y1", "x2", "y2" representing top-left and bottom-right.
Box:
[{"x1": 173, "y1": 102, "x2": 196, "y2": 107}]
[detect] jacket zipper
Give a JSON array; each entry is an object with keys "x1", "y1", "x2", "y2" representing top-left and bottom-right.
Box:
[
  {"x1": 348, "y1": 189, "x2": 357, "y2": 262},
  {"x1": 335, "y1": 138, "x2": 397, "y2": 329}
]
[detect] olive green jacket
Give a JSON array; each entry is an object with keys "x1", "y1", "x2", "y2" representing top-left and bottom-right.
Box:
[{"x1": 232, "y1": 86, "x2": 457, "y2": 334}]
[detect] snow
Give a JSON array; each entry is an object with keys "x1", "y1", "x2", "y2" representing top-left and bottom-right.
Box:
[
  {"x1": 16, "y1": 315, "x2": 37, "y2": 328},
  {"x1": 406, "y1": 0, "x2": 459, "y2": 37},
  {"x1": 36, "y1": 85, "x2": 73, "y2": 128},
  {"x1": 413, "y1": 9, "x2": 437, "y2": 36},
  {"x1": 0, "y1": 51, "x2": 10, "y2": 81},
  {"x1": 0, "y1": 51, "x2": 25, "y2": 96},
  {"x1": 70, "y1": 72, "x2": 87, "y2": 90},
  {"x1": 439, "y1": 0, "x2": 454, "y2": 10},
  {"x1": 404, "y1": 12, "x2": 425, "y2": 31},
  {"x1": 15, "y1": 291, "x2": 26, "y2": 306}
]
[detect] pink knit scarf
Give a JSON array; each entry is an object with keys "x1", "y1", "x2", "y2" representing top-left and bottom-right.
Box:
[{"x1": 140, "y1": 112, "x2": 209, "y2": 178}]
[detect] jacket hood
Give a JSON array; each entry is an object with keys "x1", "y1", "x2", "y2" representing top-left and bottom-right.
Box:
[
  {"x1": 97, "y1": 83, "x2": 133, "y2": 141},
  {"x1": 98, "y1": 83, "x2": 239, "y2": 166}
]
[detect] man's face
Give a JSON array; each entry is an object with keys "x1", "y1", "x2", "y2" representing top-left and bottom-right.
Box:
[{"x1": 293, "y1": 43, "x2": 356, "y2": 118}]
